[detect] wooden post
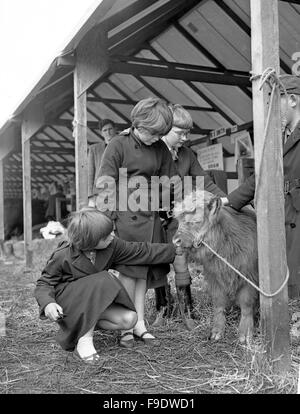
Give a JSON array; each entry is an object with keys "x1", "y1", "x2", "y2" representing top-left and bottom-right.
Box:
[
  {"x1": 0, "y1": 159, "x2": 4, "y2": 258},
  {"x1": 22, "y1": 99, "x2": 44, "y2": 267},
  {"x1": 73, "y1": 81, "x2": 88, "y2": 210},
  {"x1": 73, "y1": 27, "x2": 109, "y2": 210},
  {"x1": 21, "y1": 128, "x2": 33, "y2": 268},
  {"x1": 250, "y1": 0, "x2": 290, "y2": 372}
]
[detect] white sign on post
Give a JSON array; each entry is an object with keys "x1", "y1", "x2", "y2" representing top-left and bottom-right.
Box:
[{"x1": 197, "y1": 143, "x2": 224, "y2": 171}]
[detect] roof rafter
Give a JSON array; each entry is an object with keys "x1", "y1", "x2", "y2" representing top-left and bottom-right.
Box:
[
  {"x1": 109, "y1": 57, "x2": 251, "y2": 87},
  {"x1": 87, "y1": 96, "x2": 217, "y2": 112}
]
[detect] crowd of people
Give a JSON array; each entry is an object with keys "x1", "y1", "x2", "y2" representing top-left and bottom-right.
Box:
[{"x1": 34, "y1": 74, "x2": 300, "y2": 364}]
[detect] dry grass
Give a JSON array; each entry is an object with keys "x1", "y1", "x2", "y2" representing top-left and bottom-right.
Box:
[{"x1": 0, "y1": 238, "x2": 299, "y2": 394}]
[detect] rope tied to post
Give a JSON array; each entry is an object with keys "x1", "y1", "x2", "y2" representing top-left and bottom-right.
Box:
[{"x1": 249, "y1": 67, "x2": 288, "y2": 208}]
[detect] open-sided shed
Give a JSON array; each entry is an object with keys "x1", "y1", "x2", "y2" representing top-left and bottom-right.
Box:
[{"x1": 0, "y1": 0, "x2": 299, "y2": 371}]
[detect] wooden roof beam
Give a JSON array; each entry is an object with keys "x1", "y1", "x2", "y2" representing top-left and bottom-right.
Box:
[
  {"x1": 87, "y1": 96, "x2": 217, "y2": 112},
  {"x1": 109, "y1": 58, "x2": 251, "y2": 87}
]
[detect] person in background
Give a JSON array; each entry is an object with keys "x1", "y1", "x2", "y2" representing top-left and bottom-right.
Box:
[
  {"x1": 34, "y1": 208, "x2": 177, "y2": 364},
  {"x1": 45, "y1": 182, "x2": 68, "y2": 222},
  {"x1": 88, "y1": 119, "x2": 118, "y2": 208},
  {"x1": 221, "y1": 74, "x2": 300, "y2": 299}
]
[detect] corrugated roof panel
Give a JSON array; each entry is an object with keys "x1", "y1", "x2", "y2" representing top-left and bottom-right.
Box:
[
  {"x1": 189, "y1": 109, "x2": 232, "y2": 130},
  {"x1": 139, "y1": 47, "x2": 214, "y2": 108},
  {"x1": 199, "y1": 1, "x2": 251, "y2": 61},
  {"x1": 110, "y1": 74, "x2": 159, "y2": 100},
  {"x1": 141, "y1": 77, "x2": 206, "y2": 106},
  {"x1": 223, "y1": 0, "x2": 250, "y2": 23},
  {"x1": 37, "y1": 154, "x2": 56, "y2": 163},
  {"x1": 87, "y1": 108, "x2": 101, "y2": 122},
  {"x1": 93, "y1": 82, "x2": 127, "y2": 100},
  {"x1": 278, "y1": 3, "x2": 300, "y2": 66},
  {"x1": 42, "y1": 127, "x2": 67, "y2": 141},
  {"x1": 60, "y1": 142, "x2": 74, "y2": 149},
  {"x1": 135, "y1": 49, "x2": 160, "y2": 61},
  {"x1": 87, "y1": 128, "x2": 102, "y2": 144},
  {"x1": 151, "y1": 26, "x2": 217, "y2": 67},
  {"x1": 88, "y1": 101, "x2": 129, "y2": 123},
  {"x1": 199, "y1": 83, "x2": 252, "y2": 123},
  {"x1": 192, "y1": 81, "x2": 248, "y2": 125},
  {"x1": 61, "y1": 154, "x2": 75, "y2": 163},
  {"x1": 181, "y1": 9, "x2": 250, "y2": 71},
  {"x1": 108, "y1": 0, "x2": 170, "y2": 38},
  {"x1": 110, "y1": 103, "x2": 134, "y2": 120},
  {"x1": 223, "y1": 0, "x2": 297, "y2": 72}
]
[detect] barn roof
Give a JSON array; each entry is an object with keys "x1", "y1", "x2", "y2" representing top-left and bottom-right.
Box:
[{"x1": 1, "y1": 0, "x2": 300, "y2": 197}]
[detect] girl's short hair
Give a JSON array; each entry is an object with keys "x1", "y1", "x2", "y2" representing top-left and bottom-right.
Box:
[
  {"x1": 67, "y1": 207, "x2": 113, "y2": 251},
  {"x1": 168, "y1": 104, "x2": 193, "y2": 129},
  {"x1": 131, "y1": 97, "x2": 173, "y2": 136}
]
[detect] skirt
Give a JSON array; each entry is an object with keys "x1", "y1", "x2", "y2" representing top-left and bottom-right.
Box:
[{"x1": 54, "y1": 271, "x2": 135, "y2": 351}]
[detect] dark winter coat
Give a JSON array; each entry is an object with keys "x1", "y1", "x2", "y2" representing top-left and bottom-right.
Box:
[
  {"x1": 95, "y1": 129, "x2": 179, "y2": 287},
  {"x1": 34, "y1": 238, "x2": 175, "y2": 350}
]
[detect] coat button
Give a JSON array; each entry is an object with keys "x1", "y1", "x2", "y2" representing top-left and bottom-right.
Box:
[
  {"x1": 131, "y1": 216, "x2": 137, "y2": 221},
  {"x1": 135, "y1": 144, "x2": 139, "y2": 149},
  {"x1": 290, "y1": 223, "x2": 296, "y2": 228}
]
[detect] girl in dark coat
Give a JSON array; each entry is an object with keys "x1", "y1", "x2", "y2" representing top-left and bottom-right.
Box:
[
  {"x1": 154, "y1": 104, "x2": 226, "y2": 325},
  {"x1": 34, "y1": 208, "x2": 176, "y2": 364},
  {"x1": 95, "y1": 98, "x2": 182, "y2": 346}
]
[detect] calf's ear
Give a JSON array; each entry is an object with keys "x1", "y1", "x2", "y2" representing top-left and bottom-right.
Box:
[{"x1": 207, "y1": 196, "x2": 221, "y2": 215}]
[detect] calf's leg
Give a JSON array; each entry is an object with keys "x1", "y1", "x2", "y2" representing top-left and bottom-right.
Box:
[
  {"x1": 236, "y1": 285, "x2": 256, "y2": 343},
  {"x1": 211, "y1": 288, "x2": 227, "y2": 341},
  {"x1": 153, "y1": 285, "x2": 174, "y2": 326}
]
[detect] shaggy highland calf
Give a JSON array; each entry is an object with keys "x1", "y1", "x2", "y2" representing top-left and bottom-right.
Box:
[{"x1": 172, "y1": 190, "x2": 258, "y2": 343}]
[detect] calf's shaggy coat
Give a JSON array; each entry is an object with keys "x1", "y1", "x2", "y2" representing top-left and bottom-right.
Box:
[{"x1": 173, "y1": 190, "x2": 258, "y2": 342}]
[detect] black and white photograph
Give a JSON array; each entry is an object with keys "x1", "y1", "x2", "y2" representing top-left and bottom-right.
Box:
[{"x1": 0, "y1": 0, "x2": 300, "y2": 397}]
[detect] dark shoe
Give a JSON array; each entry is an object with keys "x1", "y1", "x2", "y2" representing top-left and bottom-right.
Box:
[
  {"x1": 73, "y1": 348, "x2": 102, "y2": 365},
  {"x1": 119, "y1": 332, "x2": 134, "y2": 349},
  {"x1": 152, "y1": 308, "x2": 166, "y2": 327},
  {"x1": 133, "y1": 331, "x2": 160, "y2": 346}
]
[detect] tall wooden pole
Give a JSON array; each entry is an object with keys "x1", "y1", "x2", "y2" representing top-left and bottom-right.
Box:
[
  {"x1": 22, "y1": 100, "x2": 44, "y2": 267},
  {"x1": 73, "y1": 79, "x2": 88, "y2": 211},
  {"x1": 0, "y1": 159, "x2": 4, "y2": 246},
  {"x1": 73, "y1": 27, "x2": 109, "y2": 210},
  {"x1": 250, "y1": 0, "x2": 290, "y2": 372},
  {"x1": 21, "y1": 127, "x2": 33, "y2": 268}
]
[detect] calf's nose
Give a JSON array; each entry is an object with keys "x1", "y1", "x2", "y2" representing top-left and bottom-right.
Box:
[{"x1": 173, "y1": 236, "x2": 182, "y2": 247}]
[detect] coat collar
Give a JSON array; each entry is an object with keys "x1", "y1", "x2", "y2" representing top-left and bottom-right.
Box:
[
  {"x1": 70, "y1": 241, "x2": 115, "y2": 275},
  {"x1": 70, "y1": 245, "x2": 98, "y2": 275},
  {"x1": 283, "y1": 120, "x2": 300, "y2": 156}
]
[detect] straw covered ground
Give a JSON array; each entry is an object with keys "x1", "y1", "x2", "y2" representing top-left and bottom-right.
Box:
[{"x1": 0, "y1": 237, "x2": 299, "y2": 394}]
